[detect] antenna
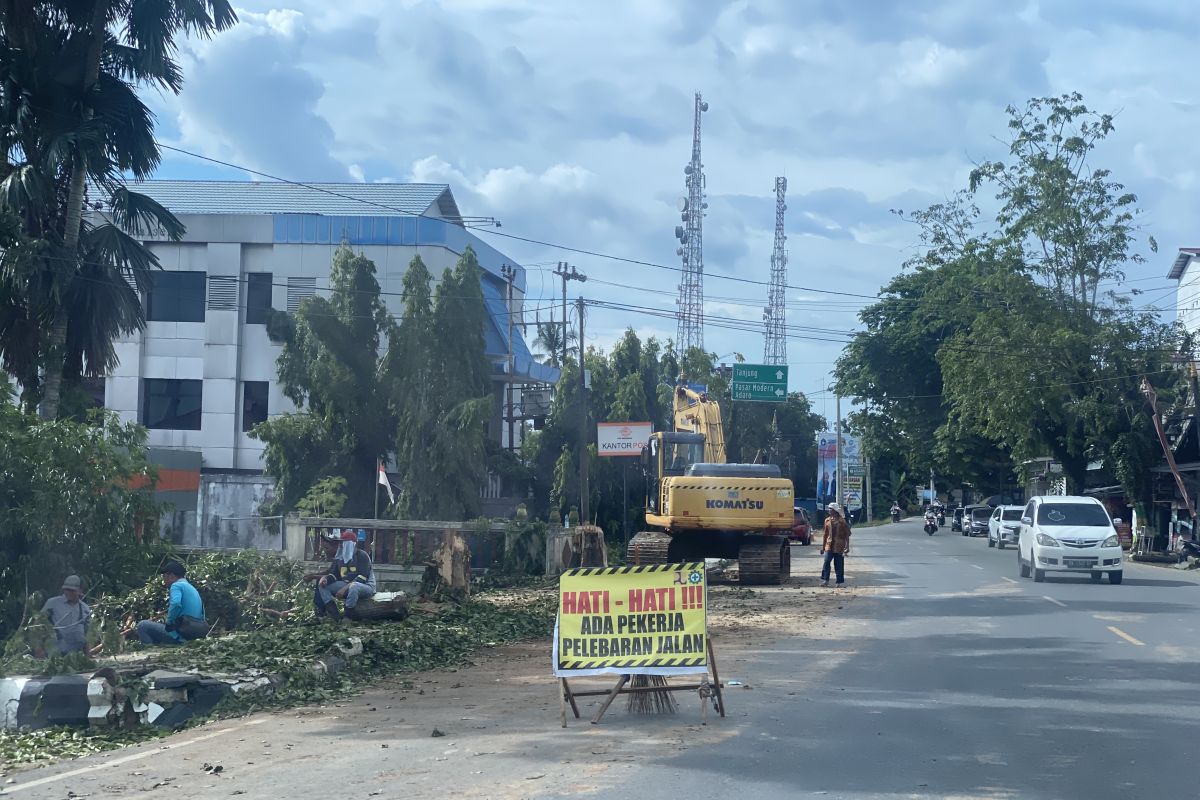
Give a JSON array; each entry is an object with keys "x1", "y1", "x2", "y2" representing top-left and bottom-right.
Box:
[
  {"x1": 675, "y1": 92, "x2": 708, "y2": 355},
  {"x1": 763, "y1": 176, "x2": 788, "y2": 365}
]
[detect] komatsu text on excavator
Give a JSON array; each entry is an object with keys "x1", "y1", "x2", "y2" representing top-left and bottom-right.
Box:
[{"x1": 626, "y1": 385, "x2": 793, "y2": 584}]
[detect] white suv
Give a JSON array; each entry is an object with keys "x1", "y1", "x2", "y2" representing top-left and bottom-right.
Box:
[
  {"x1": 1017, "y1": 496, "x2": 1123, "y2": 584},
  {"x1": 988, "y1": 505, "x2": 1024, "y2": 550}
]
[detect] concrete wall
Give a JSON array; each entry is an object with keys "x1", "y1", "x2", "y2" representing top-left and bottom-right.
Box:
[{"x1": 160, "y1": 473, "x2": 280, "y2": 551}]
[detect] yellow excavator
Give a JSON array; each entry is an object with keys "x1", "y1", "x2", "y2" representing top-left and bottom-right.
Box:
[{"x1": 626, "y1": 385, "x2": 793, "y2": 584}]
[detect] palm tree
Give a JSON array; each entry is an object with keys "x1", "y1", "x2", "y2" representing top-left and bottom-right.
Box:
[
  {"x1": 533, "y1": 312, "x2": 575, "y2": 367},
  {"x1": 0, "y1": 1, "x2": 236, "y2": 418}
]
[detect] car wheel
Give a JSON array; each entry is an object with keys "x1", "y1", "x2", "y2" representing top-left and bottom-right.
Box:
[
  {"x1": 1090, "y1": 571, "x2": 1102, "y2": 582},
  {"x1": 988, "y1": 536, "x2": 995, "y2": 548},
  {"x1": 998, "y1": 540, "x2": 1005, "y2": 550},
  {"x1": 1109, "y1": 571, "x2": 1123, "y2": 585},
  {"x1": 1033, "y1": 560, "x2": 1046, "y2": 582},
  {"x1": 1018, "y1": 549, "x2": 1030, "y2": 578}
]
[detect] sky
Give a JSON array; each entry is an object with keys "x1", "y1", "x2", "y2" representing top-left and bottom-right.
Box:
[{"x1": 146, "y1": 0, "x2": 1200, "y2": 418}]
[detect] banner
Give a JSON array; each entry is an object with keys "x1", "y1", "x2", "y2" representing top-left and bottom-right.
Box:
[
  {"x1": 596, "y1": 422, "x2": 653, "y2": 457},
  {"x1": 816, "y1": 431, "x2": 862, "y2": 510},
  {"x1": 553, "y1": 563, "x2": 708, "y2": 677}
]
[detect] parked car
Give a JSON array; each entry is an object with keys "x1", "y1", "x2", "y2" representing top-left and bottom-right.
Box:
[
  {"x1": 791, "y1": 506, "x2": 812, "y2": 545},
  {"x1": 963, "y1": 505, "x2": 992, "y2": 537},
  {"x1": 951, "y1": 507, "x2": 965, "y2": 532},
  {"x1": 988, "y1": 505, "x2": 1024, "y2": 549},
  {"x1": 1017, "y1": 495, "x2": 1123, "y2": 584}
]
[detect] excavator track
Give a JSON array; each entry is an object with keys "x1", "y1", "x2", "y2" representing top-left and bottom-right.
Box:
[
  {"x1": 626, "y1": 531, "x2": 672, "y2": 566},
  {"x1": 737, "y1": 535, "x2": 791, "y2": 585}
]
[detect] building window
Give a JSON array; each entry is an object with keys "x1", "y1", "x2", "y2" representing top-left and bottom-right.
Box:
[
  {"x1": 246, "y1": 273, "x2": 273, "y2": 324},
  {"x1": 147, "y1": 271, "x2": 206, "y2": 322},
  {"x1": 142, "y1": 379, "x2": 202, "y2": 430},
  {"x1": 242, "y1": 381, "x2": 268, "y2": 432}
]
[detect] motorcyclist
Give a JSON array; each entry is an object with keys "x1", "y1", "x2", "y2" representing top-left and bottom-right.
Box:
[
  {"x1": 924, "y1": 508, "x2": 938, "y2": 535},
  {"x1": 891, "y1": 503, "x2": 902, "y2": 522}
]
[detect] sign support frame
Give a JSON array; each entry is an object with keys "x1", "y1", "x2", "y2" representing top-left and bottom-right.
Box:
[{"x1": 558, "y1": 637, "x2": 726, "y2": 726}]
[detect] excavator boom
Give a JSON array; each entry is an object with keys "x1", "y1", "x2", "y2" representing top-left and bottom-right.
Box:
[{"x1": 672, "y1": 386, "x2": 726, "y2": 463}]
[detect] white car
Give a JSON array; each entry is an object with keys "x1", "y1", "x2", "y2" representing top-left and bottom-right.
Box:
[
  {"x1": 987, "y1": 505, "x2": 1023, "y2": 550},
  {"x1": 1017, "y1": 496, "x2": 1123, "y2": 584}
]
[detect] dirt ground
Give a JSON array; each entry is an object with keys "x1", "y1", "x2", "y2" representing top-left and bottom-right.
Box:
[{"x1": 3, "y1": 547, "x2": 875, "y2": 799}]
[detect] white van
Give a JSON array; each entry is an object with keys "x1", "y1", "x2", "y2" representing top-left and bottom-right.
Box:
[{"x1": 1017, "y1": 496, "x2": 1123, "y2": 584}]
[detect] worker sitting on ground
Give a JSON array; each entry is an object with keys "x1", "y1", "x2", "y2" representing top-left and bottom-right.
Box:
[
  {"x1": 309, "y1": 529, "x2": 376, "y2": 620},
  {"x1": 134, "y1": 561, "x2": 209, "y2": 645}
]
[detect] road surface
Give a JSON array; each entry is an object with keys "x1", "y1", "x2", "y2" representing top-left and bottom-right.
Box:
[{"x1": 6, "y1": 518, "x2": 1198, "y2": 799}]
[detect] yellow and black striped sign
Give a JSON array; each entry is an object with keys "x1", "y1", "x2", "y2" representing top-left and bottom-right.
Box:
[{"x1": 554, "y1": 562, "x2": 708, "y2": 676}]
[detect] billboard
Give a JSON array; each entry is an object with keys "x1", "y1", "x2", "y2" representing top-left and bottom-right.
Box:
[
  {"x1": 597, "y1": 422, "x2": 653, "y2": 457},
  {"x1": 816, "y1": 431, "x2": 862, "y2": 510}
]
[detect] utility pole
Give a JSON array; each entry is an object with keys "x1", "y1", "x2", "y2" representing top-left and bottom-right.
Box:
[
  {"x1": 835, "y1": 393, "x2": 842, "y2": 514},
  {"x1": 553, "y1": 262, "x2": 586, "y2": 367},
  {"x1": 502, "y1": 264, "x2": 516, "y2": 452},
  {"x1": 577, "y1": 296, "x2": 589, "y2": 524}
]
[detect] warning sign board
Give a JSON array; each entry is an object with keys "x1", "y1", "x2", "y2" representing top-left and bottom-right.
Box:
[{"x1": 553, "y1": 563, "x2": 708, "y2": 677}]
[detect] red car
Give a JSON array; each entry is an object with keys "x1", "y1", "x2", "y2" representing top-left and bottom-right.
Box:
[{"x1": 791, "y1": 507, "x2": 813, "y2": 545}]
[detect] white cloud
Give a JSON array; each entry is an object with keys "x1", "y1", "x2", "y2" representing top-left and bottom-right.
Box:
[{"x1": 147, "y1": 0, "x2": 1200, "y2": 370}]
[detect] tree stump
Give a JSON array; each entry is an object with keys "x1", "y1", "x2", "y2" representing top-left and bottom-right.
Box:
[
  {"x1": 344, "y1": 592, "x2": 410, "y2": 622},
  {"x1": 432, "y1": 531, "x2": 472, "y2": 595}
]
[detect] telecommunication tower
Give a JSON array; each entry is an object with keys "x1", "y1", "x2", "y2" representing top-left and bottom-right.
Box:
[
  {"x1": 674, "y1": 92, "x2": 708, "y2": 354},
  {"x1": 763, "y1": 177, "x2": 788, "y2": 365}
]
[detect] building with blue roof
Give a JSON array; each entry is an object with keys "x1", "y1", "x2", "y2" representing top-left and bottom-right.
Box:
[{"x1": 97, "y1": 181, "x2": 557, "y2": 544}]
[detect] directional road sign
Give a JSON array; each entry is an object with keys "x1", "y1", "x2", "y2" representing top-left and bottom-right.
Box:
[{"x1": 730, "y1": 363, "x2": 788, "y2": 402}]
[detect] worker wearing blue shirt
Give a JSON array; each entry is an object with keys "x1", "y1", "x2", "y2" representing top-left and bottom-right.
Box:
[{"x1": 135, "y1": 561, "x2": 208, "y2": 645}]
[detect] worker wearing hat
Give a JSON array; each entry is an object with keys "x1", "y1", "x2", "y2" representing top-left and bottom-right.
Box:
[
  {"x1": 134, "y1": 561, "x2": 208, "y2": 645},
  {"x1": 39, "y1": 575, "x2": 92, "y2": 655},
  {"x1": 820, "y1": 503, "x2": 852, "y2": 588},
  {"x1": 313, "y1": 529, "x2": 376, "y2": 619}
]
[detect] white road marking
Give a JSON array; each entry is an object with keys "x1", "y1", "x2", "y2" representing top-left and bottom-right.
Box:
[
  {"x1": 970, "y1": 564, "x2": 984, "y2": 570},
  {"x1": 1108, "y1": 626, "x2": 1145, "y2": 646},
  {"x1": 1001, "y1": 577, "x2": 1018, "y2": 584},
  {"x1": 1042, "y1": 596, "x2": 1067, "y2": 607},
  {"x1": 5, "y1": 718, "x2": 267, "y2": 793}
]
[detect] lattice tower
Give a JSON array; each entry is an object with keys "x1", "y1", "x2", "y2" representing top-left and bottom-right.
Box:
[
  {"x1": 763, "y1": 176, "x2": 788, "y2": 365},
  {"x1": 674, "y1": 92, "x2": 708, "y2": 354}
]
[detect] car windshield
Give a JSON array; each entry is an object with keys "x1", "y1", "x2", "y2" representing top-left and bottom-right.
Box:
[
  {"x1": 1002, "y1": 509, "x2": 1022, "y2": 521},
  {"x1": 1037, "y1": 503, "x2": 1110, "y2": 527},
  {"x1": 971, "y1": 509, "x2": 990, "y2": 520}
]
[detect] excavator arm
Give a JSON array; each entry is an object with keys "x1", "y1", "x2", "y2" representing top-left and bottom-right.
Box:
[{"x1": 673, "y1": 385, "x2": 727, "y2": 464}]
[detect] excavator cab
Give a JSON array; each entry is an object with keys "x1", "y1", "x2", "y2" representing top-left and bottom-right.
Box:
[{"x1": 642, "y1": 431, "x2": 705, "y2": 514}]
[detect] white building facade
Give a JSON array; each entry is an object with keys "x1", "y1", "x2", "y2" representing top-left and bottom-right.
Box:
[
  {"x1": 103, "y1": 180, "x2": 555, "y2": 483},
  {"x1": 1168, "y1": 247, "x2": 1200, "y2": 337}
]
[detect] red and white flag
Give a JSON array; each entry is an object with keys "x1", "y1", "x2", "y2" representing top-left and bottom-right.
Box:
[{"x1": 377, "y1": 461, "x2": 396, "y2": 505}]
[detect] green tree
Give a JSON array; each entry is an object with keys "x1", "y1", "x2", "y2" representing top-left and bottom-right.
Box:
[
  {"x1": 418, "y1": 246, "x2": 494, "y2": 519},
  {"x1": 0, "y1": 400, "x2": 162, "y2": 640},
  {"x1": 254, "y1": 244, "x2": 399, "y2": 516},
  {"x1": 0, "y1": 0, "x2": 236, "y2": 418}
]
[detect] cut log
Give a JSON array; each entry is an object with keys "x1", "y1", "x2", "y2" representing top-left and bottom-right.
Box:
[{"x1": 344, "y1": 592, "x2": 410, "y2": 622}]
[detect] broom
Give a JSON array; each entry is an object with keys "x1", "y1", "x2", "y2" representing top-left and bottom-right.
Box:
[{"x1": 626, "y1": 674, "x2": 677, "y2": 714}]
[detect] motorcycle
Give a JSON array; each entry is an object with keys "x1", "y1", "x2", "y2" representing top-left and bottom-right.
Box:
[
  {"x1": 1179, "y1": 537, "x2": 1200, "y2": 561},
  {"x1": 924, "y1": 517, "x2": 938, "y2": 536},
  {"x1": 892, "y1": 509, "x2": 901, "y2": 523},
  {"x1": 936, "y1": 510, "x2": 946, "y2": 528}
]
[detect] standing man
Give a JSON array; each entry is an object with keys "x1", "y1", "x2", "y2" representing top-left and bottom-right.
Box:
[
  {"x1": 311, "y1": 529, "x2": 376, "y2": 619},
  {"x1": 819, "y1": 502, "x2": 852, "y2": 588},
  {"x1": 135, "y1": 562, "x2": 207, "y2": 645},
  {"x1": 39, "y1": 575, "x2": 92, "y2": 655}
]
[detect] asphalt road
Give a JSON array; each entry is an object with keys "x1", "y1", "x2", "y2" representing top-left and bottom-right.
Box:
[
  {"x1": 598, "y1": 518, "x2": 1200, "y2": 800},
  {"x1": 7, "y1": 519, "x2": 1198, "y2": 799}
]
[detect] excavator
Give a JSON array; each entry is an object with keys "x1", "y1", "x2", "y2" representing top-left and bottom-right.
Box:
[{"x1": 626, "y1": 385, "x2": 793, "y2": 584}]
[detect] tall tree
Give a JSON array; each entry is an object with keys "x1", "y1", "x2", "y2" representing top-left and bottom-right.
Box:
[
  {"x1": 254, "y1": 244, "x2": 399, "y2": 516},
  {"x1": 418, "y1": 246, "x2": 494, "y2": 519},
  {"x1": 0, "y1": 0, "x2": 236, "y2": 418}
]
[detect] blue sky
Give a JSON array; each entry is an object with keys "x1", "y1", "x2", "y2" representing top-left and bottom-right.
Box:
[{"x1": 147, "y1": 0, "x2": 1200, "y2": 414}]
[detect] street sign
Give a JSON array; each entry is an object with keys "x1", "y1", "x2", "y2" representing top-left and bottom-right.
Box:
[
  {"x1": 730, "y1": 363, "x2": 788, "y2": 402},
  {"x1": 596, "y1": 422, "x2": 653, "y2": 457}
]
